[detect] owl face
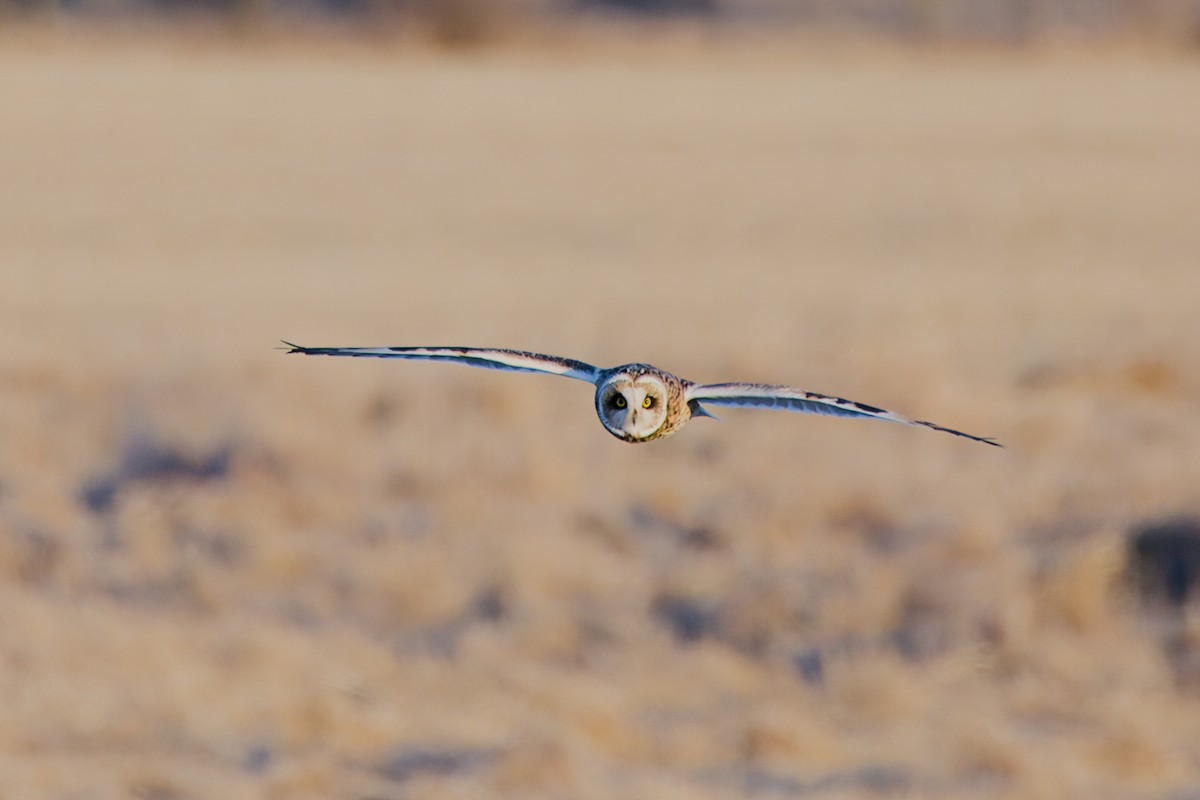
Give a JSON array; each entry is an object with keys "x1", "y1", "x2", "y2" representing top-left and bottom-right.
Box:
[{"x1": 596, "y1": 371, "x2": 672, "y2": 442}]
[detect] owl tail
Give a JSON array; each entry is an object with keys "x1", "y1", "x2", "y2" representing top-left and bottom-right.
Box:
[{"x1": 689, "y1": 401, "x2": 720, "y2": 421}]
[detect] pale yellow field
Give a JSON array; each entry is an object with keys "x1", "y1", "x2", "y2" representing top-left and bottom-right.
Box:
[{"x1": 1, "y1": 30, "x2": 1200, "y2": 799}]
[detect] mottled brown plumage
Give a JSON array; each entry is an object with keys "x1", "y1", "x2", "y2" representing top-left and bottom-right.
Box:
[{"x1": 594, "y1": 364, "x2": 693, "y2": 442}]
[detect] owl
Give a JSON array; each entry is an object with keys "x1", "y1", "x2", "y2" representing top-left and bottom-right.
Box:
[{"x1": 283, "y1": 342, "x2": 1000, "y2": 447}]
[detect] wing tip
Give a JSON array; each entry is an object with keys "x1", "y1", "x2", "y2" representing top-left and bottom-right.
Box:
[
  {"x1": 914, "y1": 420, "x2": 1004, "y2": 448},
  {"x1": 966, "y1": 434, "x2": 1005, "y2": 448}
]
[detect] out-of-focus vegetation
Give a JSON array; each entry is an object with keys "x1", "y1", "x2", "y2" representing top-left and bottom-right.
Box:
[
  {"x1": 3, "y1": 0, "x2": 1200, "y2": 47},
  {"x1": 1, "y1": 34, "x2": 1199, "y2": 797}
]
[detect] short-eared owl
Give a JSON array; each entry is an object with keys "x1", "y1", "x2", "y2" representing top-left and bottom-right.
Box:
[{"x1": 283, "y1": 343, "x2": 1000, "y2": 447}]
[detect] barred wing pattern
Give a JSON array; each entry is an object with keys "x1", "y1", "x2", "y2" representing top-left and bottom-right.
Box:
[
  {"x1": 685, "y1": 382, "x2": 1001, "y2": 447},
  {"x1": 282, "y1": 343, "x2": 601, "y2": 384}
]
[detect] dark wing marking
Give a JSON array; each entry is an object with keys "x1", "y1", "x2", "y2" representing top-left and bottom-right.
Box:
[
  {"x1": 685, "y1": 382, "x2": 1001, "y2": 447},
  {"x1": 283, "y1": 342, "x2": 601, "y2": 384}
]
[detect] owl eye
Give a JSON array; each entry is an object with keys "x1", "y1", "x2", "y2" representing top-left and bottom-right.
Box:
[
  {"x1": 614, "y1": 395, "x2": 627, "y2": 409},
  {"x1": 642, "y1": 396, "x2": 654, "y2": 409}
]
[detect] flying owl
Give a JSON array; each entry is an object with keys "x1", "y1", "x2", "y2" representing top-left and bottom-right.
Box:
[{"x1": 283, "y1": 342, "x2": 1000, "y2": 447}]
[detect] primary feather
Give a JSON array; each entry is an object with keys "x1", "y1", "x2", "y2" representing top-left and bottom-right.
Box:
[
  {"x1": 686, "y1": 382, "x2": 1001, "y2": 447},
  {"x1": 282, "y1": 342, "x2": 600, "y2": 384}
]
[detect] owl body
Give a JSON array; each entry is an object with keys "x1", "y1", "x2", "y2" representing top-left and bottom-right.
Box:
[{"x1": 284, "y1": 343, "x2": 1000, "y2": 447}]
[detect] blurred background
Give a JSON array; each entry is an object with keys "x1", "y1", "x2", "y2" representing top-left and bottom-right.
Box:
[{"x1": 2, "y1": 2, "x2": 1200, "y2": 798}]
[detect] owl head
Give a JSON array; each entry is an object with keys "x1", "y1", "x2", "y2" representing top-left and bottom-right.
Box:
[{"x1": 595, "y1": 368, "x2": 672, "y2": 442}]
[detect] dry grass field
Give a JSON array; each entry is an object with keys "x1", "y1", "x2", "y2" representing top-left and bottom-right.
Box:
[{"x1": 1, "y1": 28, "x2": 1199, "y2": 799}]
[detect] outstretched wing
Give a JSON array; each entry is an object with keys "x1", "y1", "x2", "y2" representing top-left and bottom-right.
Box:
[
  {"x1": 685, "y1": 382, "x2": 1001, "y2": 447},
  {"x1": 283, "y1": 342, "x2": 601, "y2": 384}
]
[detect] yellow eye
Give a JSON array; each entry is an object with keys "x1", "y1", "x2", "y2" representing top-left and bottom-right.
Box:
[
  {"x1": 614, "y1": 395, "x2": 626, "y2": 409},
  {"x1": 642, "y1": 396, "x2": 654, "y2": 408}
]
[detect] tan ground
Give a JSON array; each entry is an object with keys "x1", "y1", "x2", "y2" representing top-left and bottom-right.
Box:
[{"x1": 1, "y1": 29, "x2": 1199, "y2": 799}]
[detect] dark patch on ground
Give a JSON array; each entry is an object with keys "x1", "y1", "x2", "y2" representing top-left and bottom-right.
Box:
[
  {"x1": 652, "y1": 593, "x2": 719, "y2": 644},
  {"x1": 1127, "y1": 515, "x2": 1200, "y2": 687},
  {"x1": 374, "y1": 745, "x2": 499, "y2": 783},
  {"x1": 1128, "y1": 515, "x2": 1200, "y2": 608},
  {"x1": 791, "y1": 648, "x2": 824, "y2": 685},
  {"x1": 242, "y1": 744, "x2": 273, "y2": 774},
  {"x1": 79, "y1": 427, "x2": 235, "y2": 516}
]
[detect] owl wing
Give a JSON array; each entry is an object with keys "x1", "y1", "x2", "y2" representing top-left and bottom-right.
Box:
[
  {"x1": 283, "y1": 342, "x2": 601, "y2": 384},
  {"x1": 685, "y1": 382, "x2": 1001, "y2": 447}
]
